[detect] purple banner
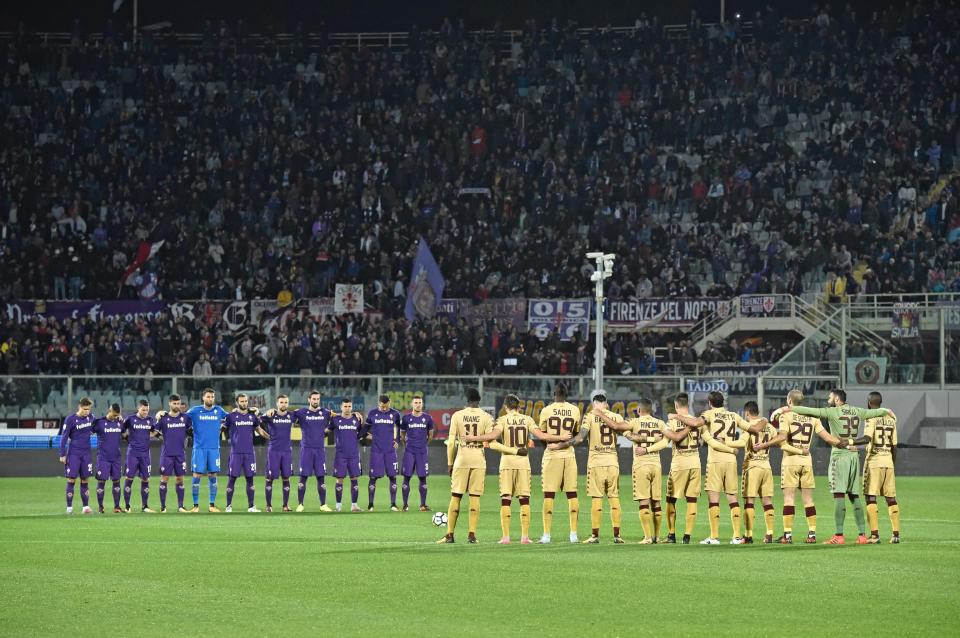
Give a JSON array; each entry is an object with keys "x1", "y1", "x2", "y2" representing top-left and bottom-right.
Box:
[
  {"x1": 435, "y1": 298, "x2": 527, "y2": 330},
  {"x1": 4, "y1": 300, "x2": 167, "y2": 323}
]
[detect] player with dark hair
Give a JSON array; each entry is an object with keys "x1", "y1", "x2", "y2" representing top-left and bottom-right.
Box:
[
  {"x1": 399, "y1": 393, "x2": 434, "y2": 511},
  {"x1": 291, "y1": 390, "x2": 333, "y2": 512},
  {"x1": 122, "y1": 399, "x2": 158, "y2": 513},
  {"x1": 156, "y1": 395, "x2": 191, "y2": 513},
  {"x1": 851, "y1": 392, "x2": 901, "y2": 544},
  {"x1": 93, "y1": 403, "x2": 124, "y2": 513},
  {"x1": 330, "y1": 399, "x2": 364, "y2": 512},
  {"x1": 364, "y1": 394, "x2": 403, "y2": 512},
  {"x1": 59, "y1": 397, "x2": 96, "y2": 514},
  {"x1": 663, "y1": 393, "x2": 698, "y2": 544},
  {"x1": 530, "y1": 382, "x2": 580, "y2": 543},
  {"x1": 260, "y1": 395, "x2": 295, "y2": 512},
  {"x1": 222, "y1": 393, "x2": 262, "y2": 513},
  {"x1": 438, "y1": 387, "x2": 493, "y2": 544}
]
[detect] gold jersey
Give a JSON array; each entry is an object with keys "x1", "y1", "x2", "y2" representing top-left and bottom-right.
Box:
[
  {"x1": 743, "y1": 422, "x2": 778, "y2": 470},
  {"x1": 537, "y1": 401, "x2": 582, "y2": 461},
  {"x1": 495, "y1": 412, "x2": 535, "y2": 471},
  {"x1": 628, "y1": 415, "x2": 668, "y2": 468},
  {"x1": 700, "y1": 407, "x2": 750, "y2": 464},
  {"x1": 864, "y1": 414, "x2": 897, "y2": 469},
  {"x1": 775, "y1": 409, "x2": 824, "y2": 467},
  {"x1": 581, "y1": 408, "x2": 624, "y2": 469},
  {"x1": 448, "y1": 407, "x2": 494, "y2": 469},
  {"x1": 669, "y1": 416, "x2": 702, "y2": 471}
]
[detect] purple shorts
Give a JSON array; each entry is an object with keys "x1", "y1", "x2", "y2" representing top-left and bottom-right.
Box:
[
  {"x1": 333, "y1": 455, "x2": 361, "y2": 479},
  {"x1": 369, "y1": 449, "x2": 399, "y2": 478},
  {"x1": 228, "y1": 452, "x2": 257, "y2": 478},
  {"x1": 65, "y1": 452, "x2": 93, "y2": 479},
  {"x1": 298, "y1": 447, "x2": 326, "y2": 477},
  {"x1": 125, "y1": 452, "x2": 151, "y2": 479},
  {"x1": 402, "y1": 448, "x2": 429, "y2": 478},
  {"x1": 160, "y1": 455, "x2": 186, "y2": 477},
  {"x1": 96, "y1": 458, "x2": 122, "y2": 481},
  {"x1": 266, "y1": 449, "x2": 293, "y2": 479}
]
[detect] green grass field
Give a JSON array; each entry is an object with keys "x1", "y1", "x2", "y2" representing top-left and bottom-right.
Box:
[{"x1": 1, "y1": 475, "x2": 958, "y2": 637}]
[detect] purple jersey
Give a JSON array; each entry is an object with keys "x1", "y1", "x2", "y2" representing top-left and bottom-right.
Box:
[
  {"x1": 400, "y1": 413, "x2": 434, "y2": 452},
  {"x1": 365, "y1": 408, "x2": 401, "y2": 453},
  {"x1": 329, "y1": 414, "x2": 363, "y2": 458},
  {"x1": 122, "y1": 415, "x2": 156, "y2": 455},
  {"x1": 59, "y1": 413, "x2": 97, "y2": 456},
  {"x1": 93, "y1": 417, "x2": 124, "y2": 462},
  {"x1": 292, "y1": 407, "x2": 332, "y2": 449},
  {"x1": 262, "y1": 412, "x2": 294, "y2": 451},
  {"x1": 157, "y1": 412, "x2": 192, "y2": 458},
  {"x1": 223, "y1": 411, "x2": 260, "y2": 455}
]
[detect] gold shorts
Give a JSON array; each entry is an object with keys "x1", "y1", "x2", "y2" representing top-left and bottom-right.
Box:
[
  {"x1": 863, "y1": 465, "x2": 896, "y2": 498},
  {"x1": 586, "y1": 465, "x2": 620, "y2": 498},
  {"x1": 499, "y1": 468, "x2": 531, "y2": 497},
  {"x1": 666, "y1": 468, "x2": 701, "y2": 499},
  {"x1": 781, "y1": 463, "x2": 815, "y2": 490},
  {"x1": 705, "y1": 462, "x2": 738, "y2": 494},
  {"x1": 631, "y1": 464, "x2": 662, "y2": 501},
  {"x1": 451, "y1": 467, "x2": 485, "y2": 496},
  {"x1": 742, "y1": 466, "x2": 774, "y2": 498},
  {"x1": 541, "y1": 456, "x2": 578, "y2": 493}
]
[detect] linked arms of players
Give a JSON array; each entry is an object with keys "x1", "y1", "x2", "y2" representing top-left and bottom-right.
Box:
[{"x1": 463, "y1": 426, "x2": 529, "y2": 456}]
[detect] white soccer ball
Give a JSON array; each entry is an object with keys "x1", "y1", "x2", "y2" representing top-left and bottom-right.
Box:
[{"x1": 432, "y1": 511, "x2": 448, "y2": 527}]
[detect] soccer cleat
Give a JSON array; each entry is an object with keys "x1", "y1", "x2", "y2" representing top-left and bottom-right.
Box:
[
  {"x1": 98, "y1": 507, "x2": 105, "y2": 514},
  {"x1": 889, "y1": 536, "x2": 900, "y2": 544},
  {"x1": 351, "y1": 504, "x2": 363, "y2": 513},
  {"x1": 65, "y1": 507, "x2": 73, "y2": 515},
  {"x1": 319, "y1": 504, "x2": 332, "y2": 512},
  {"x1": 778, "y1": 534, "x2": 793, "y2": 544},
  {"x1": 208, "y1": 506, "x2": 220, "y2": 513},
  {"x1": 436, "y1": 534, "x2": 455, "y2": 544},
  {"x1": 805, "y1": 534, "x2": 817, "y2": 544},
  {"x1": 681, "y1": 535, "x2": 691, "y2": 544},
  {"x1": 856, "y1": 534, "x2": 869, "y2": 545},
  {"x1": 178, "y1": 507, "x2": 188, "y2": 513},
  {"x1": 763, "y1": 534, "x2": 774, "y2": 544},
  {"x1": 225, "y1": 506, "x2": 233, "y2": 513},
  {"x1": 651, "y1": 537, "x2": 658, "y2": 544},
  {"x1": 612, "y1": 537, "x2": 625, "y2": 544},
  {"x1": 730, "y1": 537, "x2": 744, "y2": 545},
  {"x1": 419, "y1": 505, "x2": 431, "y2": 512},
  {"x1": 742, "y1": 536, "x2": 754, "y2": 544},
  {"x1": 638, "y1": 537, "x2": 655, "y2": 545},
  {"x1": 401, "y1": 505, "x2": 410, "y2": 512},
  {"x1": 665, "y1": 533, "x2": 677, "y2": 544},
  {"x1": 81, "y1": 506, "x2": 92, "y2": 515},
  {"x1": 520, "y1": 536, "x2": 532, "y2": 544},
  {"x1": 390, "y1": 506, "x2": 400, "y2": 512},
  {"x1": 266, "y1": 506, "x2": 273, "y2": 513},
  {"x1": 113, "y1": 507, "x2": 123, "y2": 514},
  {"x1": 282, "y1": 507, "x2": 292, "y2": 513},
  {"x1": 867, "y1": 535, "x2": 881, "y2": 544},
  {"x1": 699, "y1": 538, "x2": 720, "y2": 545},
  {"x1": 537, "y1": 534, "x2": 551, "y2": 544},
  {"x1": 142, "y1": 508, "x2": 157, "y2": 514},
  {"x1": 191, "y1": 505, "x2": 200, "y2": 513},
  {"x1": 161, "y1": 508, "x2": 167, "y2": 513},
  {"x1": 368, "y1": 506, "x2": 375, "y2": 512},
  {"x1": 823, "y1": 535, "x2": 845, "y2": 545},
  {"x1": 247, "y1": 507, "x2": 261, "y2": 513},
  {"x1": 582, "y1": 536, "x2": 600, "y2": 544},
  {"x1": 296, "y1": 504, "x2": 305, "y2": 512},
  {"x1": 467, "y1": 535, "x2": 479, "y2": 544},
  {"x1": 124, "y1": 507, "x2": 131, "y2": 513},
  {"x1": 335, "y1": 503, "x2": 342, "y2": 512},
  {"x1": 569, "y1": 532, "x2": 579, "y2": 544},
  {"x1": 497, "y1": 537, "x2": 511, "y2": 545}
]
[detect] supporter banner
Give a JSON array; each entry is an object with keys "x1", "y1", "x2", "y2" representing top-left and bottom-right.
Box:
[
  {"x1": 891, "y1": 303, "x2": 921, "y2": 339},
  {"x1": 3, "y1": 300, "x2": 167, "y2": 323},
  {"x1": 334, "y1": 284, "x2": 364, "y2": 315},
  {"x1": 936, "y1": 300, "x2": 960, "y2": 329},
  {"x1": 701, "y1": 364, "x2": 816, "y2": 396},
  {"x1": 684, "y1": 378, "x2": 730, "y2": 394},
  {"x1": 846, "y1": 357, "x2": 888, "y2": 385},
  {"x1": 605, "y1": 298, "x2": 732, "y2": 327},
  {"x1": 237, "y1": 389, "x2": 273, "y2": 412},
  {"x1": 437, "y1": 298, "x2": 527, "y2": 330},
  {"x1": 169, "y1": 301, "x2": 249, "y2": 332},
  {"x1": 427, "y1": 408, "x2": 456, "y2": 440},
  {"x1": 739, "y1": 295, "x2": 777, "y2": 316},
  {"x1": 527, "y1": 299, "x2": 590, "y2": 341}
]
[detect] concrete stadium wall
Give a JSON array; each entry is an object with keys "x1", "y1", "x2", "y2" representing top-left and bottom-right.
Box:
[{"x1": 3, "y1": 444, "x2": 958, "y2": 477}]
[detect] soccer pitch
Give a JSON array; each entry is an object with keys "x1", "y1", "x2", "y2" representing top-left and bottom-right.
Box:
[{"x1": 1, "y1": 477, "x2": 958, "y2": 637}]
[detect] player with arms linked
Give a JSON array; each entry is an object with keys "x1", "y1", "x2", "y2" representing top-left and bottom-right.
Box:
[
  {"x1": 364, "y1": 394, "x2": 403, "y2": 512},
  {"x1": 93, "y1": 403, "x2": 124, "y2": 513},
  {"x1": 399, "y1": 393, "x2": 435, "y2": 511},
  {"x1": 156, "y1": 395, "x2": 192, "y2": 513},
  {"x1": 59, "y1": 397, "x2": 97, "y2": 514}
]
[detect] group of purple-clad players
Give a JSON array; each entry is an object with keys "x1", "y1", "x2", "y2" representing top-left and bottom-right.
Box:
[{"x1": 58, "y1": 388, "x2": 435, "y2": 515}]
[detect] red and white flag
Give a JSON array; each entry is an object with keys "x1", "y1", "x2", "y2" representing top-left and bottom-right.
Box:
[
  {"x1": 120, "y1": 239, "x2": 165, "y2": 286},
  {"x1": 334, "y1": 284, "x2": 364, "y2": 315}
]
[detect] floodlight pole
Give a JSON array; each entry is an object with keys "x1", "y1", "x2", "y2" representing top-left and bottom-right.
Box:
[{"x1": 588, "y1": 252, "x2": 616, "y2": 394}]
